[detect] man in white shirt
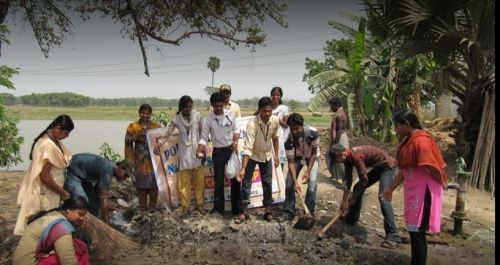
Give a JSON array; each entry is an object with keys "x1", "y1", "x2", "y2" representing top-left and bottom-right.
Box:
[
  {"x1": 236, "y1": 96, "x2": 279, "y2": 223},
  {"x1": 197, "y1": 92, "x2": 241, "y2": 216}
]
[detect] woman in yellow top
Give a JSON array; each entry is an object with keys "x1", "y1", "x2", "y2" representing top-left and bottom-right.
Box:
[
  {"x1": 125, "y1": 104, "x2": 161, "y2": 210},
  {"x1": 15, "y1": 115, "x2": 74, "y2": 236},
  {"x1": 13, "y1": 196, "x2": 90, "y2": 265}
]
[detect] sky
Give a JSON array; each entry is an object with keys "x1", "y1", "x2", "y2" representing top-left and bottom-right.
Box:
[{"x1": 1, "y1": 0, "x2": 364, "y2": 101}]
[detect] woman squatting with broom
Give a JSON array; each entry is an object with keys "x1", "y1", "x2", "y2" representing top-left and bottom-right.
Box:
[{"x1": 13, "y1": 196, "x2": 91, "y2": 265}]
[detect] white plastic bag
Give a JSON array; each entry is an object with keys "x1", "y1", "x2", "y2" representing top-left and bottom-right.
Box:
[{"x1": 225, "y1": 152, "x2": 241, "y2": 179}]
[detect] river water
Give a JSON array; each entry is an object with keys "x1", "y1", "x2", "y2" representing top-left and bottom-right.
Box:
[{"x1": 2, "y1": 120, "x2": 131, "y2": 171}]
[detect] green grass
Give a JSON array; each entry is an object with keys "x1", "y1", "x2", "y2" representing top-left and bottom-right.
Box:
[{"x1": 6, "y1": 106, "x2": 333, "y2": 127}]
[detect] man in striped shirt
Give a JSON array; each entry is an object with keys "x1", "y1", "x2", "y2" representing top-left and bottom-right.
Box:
[{"x1": 282, "y1": 113, "x2": 320, "y2": 221}]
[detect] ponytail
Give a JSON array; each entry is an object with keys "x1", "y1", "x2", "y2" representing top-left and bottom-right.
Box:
[
  {"x1": 27, "y1": 195, "x2": 89, "y2": 224},
  {"x1": 393, "y1": 108, "x2": 423, "y2": 129},
  {"x1": 29, "y1": 115, "x2": 74, "y2": 160}
]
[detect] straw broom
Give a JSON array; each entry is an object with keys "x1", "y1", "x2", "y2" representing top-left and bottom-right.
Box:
[{"x1": 83, "y1": 213, "x2": 139, "y2": 261}]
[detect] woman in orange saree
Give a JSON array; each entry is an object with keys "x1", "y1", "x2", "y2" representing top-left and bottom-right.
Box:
[{"x1": 125, "y1": 104, "x2": 161, "y2": 210}]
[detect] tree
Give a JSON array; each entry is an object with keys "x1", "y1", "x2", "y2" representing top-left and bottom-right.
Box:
[
  {"x1": 306, "y1": 17, "x2": 370, "y2": 136},
  {"x1": 287, "y1": 99, "x2": 300, "y2": 111},
  {"x1": 0, "y1": 1, "x2": 287, "y2": 76},
  {"x1": 374, "y1": 0, "x2": 495, "y2": 171},
  {"x1": 0, "y1": 24, "x2": 22, "y2": 168},
  {"x1": 207, "y1": 56, "x2": 220, "y2": 88}
]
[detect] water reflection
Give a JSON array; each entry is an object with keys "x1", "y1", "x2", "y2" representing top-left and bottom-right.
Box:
[{"x1": 2, "y1": 120, "x2": 131, "y2": 170}]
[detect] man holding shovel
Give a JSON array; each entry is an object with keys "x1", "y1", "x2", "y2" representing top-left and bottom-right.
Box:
[
  {"x1": 282, "y1": 113, "x2": 320, "y2": 222},
  {"x1": 329, "y1": 144, "x2": 402, "y2": 248}
]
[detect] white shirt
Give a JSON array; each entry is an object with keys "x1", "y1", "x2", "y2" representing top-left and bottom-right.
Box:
[
  {"x1": 165, "y1": 111, "x2": 203, "y2": 170},
  {"x1": 199, "y1": 109, "x2": 239, "y2": 148}
]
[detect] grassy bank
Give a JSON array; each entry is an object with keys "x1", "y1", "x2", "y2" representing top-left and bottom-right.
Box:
[{"x1": 6, "y1": 106, "x2": 332, "y2": 127}]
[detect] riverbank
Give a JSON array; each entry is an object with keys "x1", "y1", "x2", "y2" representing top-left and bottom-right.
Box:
[
  {"x1": 5, "y1": 105, "x2": 332, "y2": 127},
  {"x1": 0, "y1": 129, "x2": 495, "y2": 265}
]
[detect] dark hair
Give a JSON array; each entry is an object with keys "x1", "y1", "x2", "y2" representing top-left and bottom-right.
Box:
[
  {"x1": 287, "y1": 113, "x2": 304, "y2": 126},
  {"x1": 270, "y1": 86, "x2": 283, "y2": 105},
  {"x1": 176, "y1": 95, "x2": 193, "y2": 114},
  {"x1": 139, "y1": 103, "x2": 152, "y2": 114},
  {"x1": 210, "y1": 92, "x2": 226, "y2": 104},
  {"x1": 329, "y1": 96, "x2": 342, "y2": 107},
  {"x1": 254, "y1": 96, "x2": 273, "y2": 115},
  {"x1": 30, "y1": 115, "x2": 74, "y2": 160},
  {"x1": 393, "y1": 108, "x2": 423, "y2": 129},
  {"x1": 27, "y1": 195, "x2": 89, "y2": 224},
  {"x1": 328, "y1": 144, "x2": 346, "y2": 158}
]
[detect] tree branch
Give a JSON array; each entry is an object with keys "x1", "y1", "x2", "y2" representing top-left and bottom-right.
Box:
[{"x1": 126, "y1": 0, "x2": 149, "y2": 76}]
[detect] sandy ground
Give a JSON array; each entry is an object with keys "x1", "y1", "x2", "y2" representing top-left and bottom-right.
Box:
[{"x1": 0, "y1": 133, "x2": 495, "y2": 265}]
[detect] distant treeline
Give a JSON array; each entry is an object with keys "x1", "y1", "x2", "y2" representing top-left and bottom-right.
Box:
[{"x1": 1, "y1": 92, "x2": 308, "y2": 110}]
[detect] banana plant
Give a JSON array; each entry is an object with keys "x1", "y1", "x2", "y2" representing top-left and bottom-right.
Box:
[{"x1": 307, "y1": 17, "x2": 370, "y2": 136}]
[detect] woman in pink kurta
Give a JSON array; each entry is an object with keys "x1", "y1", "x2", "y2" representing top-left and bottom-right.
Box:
[{"x1": 384, "y1": 108, "x2": 448, "y2": 265}]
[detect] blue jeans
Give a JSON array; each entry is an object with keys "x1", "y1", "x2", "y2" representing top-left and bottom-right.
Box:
[
  {"x1": 241, "y1": 158, "x2": 274, "y2": 207},
  {"x1": 344, "y1": 167, "x2": 401, "y2": 242},
  {"x1": 64, "y1": 170, "x2": 100, "y2": 216},
  {"x1": 284, "y1": 158, "x2": 319, "y2": 218}
]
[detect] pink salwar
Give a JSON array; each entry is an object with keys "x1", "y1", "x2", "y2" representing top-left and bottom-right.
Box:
[{"x1": 403, "y1": 167, "x2": 443, "y2": 233}]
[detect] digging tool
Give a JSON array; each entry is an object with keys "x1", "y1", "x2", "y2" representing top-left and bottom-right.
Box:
[
  {"x1": 293, "y1": 191, "x2": 316, "y2": 230},
  {"x1": 317, "y1": 213, "x2": 341, "y2": 240}
]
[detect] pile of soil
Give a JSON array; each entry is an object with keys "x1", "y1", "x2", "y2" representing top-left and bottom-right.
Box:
[{"x1": 0, "y1": 129, "x2": 495, "y2": 265}]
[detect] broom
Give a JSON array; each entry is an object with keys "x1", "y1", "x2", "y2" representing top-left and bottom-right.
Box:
[{"x1": 83, "y1": 213, "x2": 139, "y2": 261}]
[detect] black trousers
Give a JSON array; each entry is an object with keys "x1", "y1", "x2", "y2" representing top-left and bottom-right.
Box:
[
  {"x1": 409, "y1": 186, "x2": 432, "y2": 265},
  {"x1": 212, "y1": 146, "x2": 242, "y2": 215}
]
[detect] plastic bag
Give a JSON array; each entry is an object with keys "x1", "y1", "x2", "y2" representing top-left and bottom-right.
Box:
[{"x1": 225, "y1": 152, "x2": 241, "y2": 179}]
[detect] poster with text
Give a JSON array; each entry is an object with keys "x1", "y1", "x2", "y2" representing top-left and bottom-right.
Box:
[{"x1": 147, "y1": 116, "x2": 286, "y2": 211}]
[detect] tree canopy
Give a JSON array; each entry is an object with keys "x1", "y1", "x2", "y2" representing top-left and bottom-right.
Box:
[{"x1": 0, "y1": 0, "x2": 287, "y2": 76}]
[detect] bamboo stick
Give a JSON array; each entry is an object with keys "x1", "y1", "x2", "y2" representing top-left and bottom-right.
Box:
[
  {"x1": 470, "y1": 94, "x2": 489, "y2": 187},
  {"x1": 480, "y1": 95, "x2": 495, "y2": 190}
]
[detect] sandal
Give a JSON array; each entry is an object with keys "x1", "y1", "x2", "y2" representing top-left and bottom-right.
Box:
[
  {"x1": 233, "y1": 213, "x2": 247, "y2": 224},
  {"x1": 380, "y1": 240, "x2": 398, "y2": 249},
  {"x1": 263, "y1": 212, "x2": 276, "y2": 223}
]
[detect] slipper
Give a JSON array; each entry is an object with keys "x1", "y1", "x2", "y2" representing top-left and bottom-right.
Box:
[
  {"x1": 380, "y1": 240, "x2": 398, "y2": 249},
  {"x1": 233, "y1": 213, "x2": 247, "y2": 224},
  {"x1": 263, "y1": 212, "x2": 276, "y2": 223}
]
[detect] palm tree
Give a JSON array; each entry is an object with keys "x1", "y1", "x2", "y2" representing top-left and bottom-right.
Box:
[
  {"x1": 374, "y1": 0, "x2": 495, "y2": 169},
  {"x1": 207, "y1": 56, "x2": 220, "y2": 88}
]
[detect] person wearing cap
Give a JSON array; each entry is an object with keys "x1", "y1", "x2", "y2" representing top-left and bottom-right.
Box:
[
  {"x1": 196, "y1": 92, "x2": 241, "y2": 217},
  {"x1": 64, "y1": 153, "x2": 132, "y2": 224},
  {"x1": 210, "y1": 84, "x2": 242, "y2": 118},
  {"x1": 282, "y1": 113, "x2": 320, "y2": 221},
  {"x1": 329, "y1": 144, "x2": 402, "y2": 248},
  {"x1": 325, "y1": 96, "x2": 349, "y2": 181}
]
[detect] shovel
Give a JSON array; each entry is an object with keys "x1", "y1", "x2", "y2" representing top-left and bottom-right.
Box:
[
  {"x1": 317, "y1": 213, "x2": 341, "y2": 240},
  {"x1": 293, "y1": 191, "x2": 316, "y2": 230}
]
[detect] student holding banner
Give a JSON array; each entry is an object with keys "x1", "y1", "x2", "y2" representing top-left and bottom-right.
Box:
[
  {"x1": 125, "y1": 104, "x2": 162, "y2": 210},
  {"x1": 196, "y1": 92, "x2": 241, "y2": 217},
  {"x1": 237, "y1": 96, "x2": 280, "y2": 223},
  {"x1": 160, "y1": 96, "x2": 207, "y2": 217}
]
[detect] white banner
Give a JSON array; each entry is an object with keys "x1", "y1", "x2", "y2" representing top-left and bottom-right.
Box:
[{"x1": 147, "y1": 116, "x2": 286, "y2": 211}]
